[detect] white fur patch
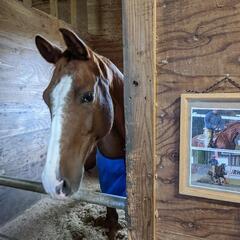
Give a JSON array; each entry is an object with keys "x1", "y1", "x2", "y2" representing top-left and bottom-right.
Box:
[{"x1": 42, "y1": 75, "x2": 72, "y2": 199}]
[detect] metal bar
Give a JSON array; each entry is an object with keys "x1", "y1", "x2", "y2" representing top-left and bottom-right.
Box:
[{"x1": 0, "y1": 176, "x2": 126, "y2": 210}]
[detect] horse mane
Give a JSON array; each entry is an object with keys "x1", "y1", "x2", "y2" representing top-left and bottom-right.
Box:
[
  {"x1": 214, "y1": 121, "x2": 240, "y2": 149},
  {"x1": 93, "y1": 53, "x2": 125, "y2": 144},
  {"x1": 220, "y1": 121, "x2": 240, "y2": 134},
  {"x1": 226, "y1": 121, "x2": 240, "y2": 127}
]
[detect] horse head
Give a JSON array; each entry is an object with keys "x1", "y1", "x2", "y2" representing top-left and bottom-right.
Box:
[
  {"x1": 217, "y1": 164, "x2": 227, "y2": 177},
  {"x1": 214, "y1": 122, "x2": 240, "y2": 149},
  {"x1": 35, "y1": 29, "x2": 120, "y2": 198}
]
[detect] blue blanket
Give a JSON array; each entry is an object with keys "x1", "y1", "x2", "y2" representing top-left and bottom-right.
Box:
[{"x1": 96, "y1": 149, "x2": 126, "y2": 197}]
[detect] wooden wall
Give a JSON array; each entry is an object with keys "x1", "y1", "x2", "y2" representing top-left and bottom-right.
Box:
[
  {"x1": 123, "y1": 0, "x2": 156, "y2": 239},
  {"x1": 18, "y1": 0, "x2": 123, "y2": 69},
  {"x1": 29, "y1": 0, "x2": 122, "y2": 47},
  {"x1": 123, "y1": 0, "x2": 240, "y2": 239},
  {"x1": 0, "y1": 0, "x2": 122, "y2": 226},
  {"x1": 4, "y1": 0, "x2": 240, "y2": 239},
  {"x1": 156, "y1": 0, "x2": 240, "y2": 239}
]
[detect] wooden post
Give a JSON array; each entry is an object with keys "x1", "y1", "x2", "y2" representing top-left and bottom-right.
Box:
[
  {"x1": 122, "y1": 0, "x2": 157, "y2": 239},
  {"x1": 50, "y1": 0, "x2": 58, "y2": 18},
  {"x1": 70, "y1": 0, "x2": 88, "y2": 32},
  {"x1": 23, "y1": 0, "x2": 32, "y2": 8}
]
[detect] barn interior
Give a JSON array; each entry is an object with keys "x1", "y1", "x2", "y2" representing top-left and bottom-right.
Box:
[
  {"x1": 0, "y1": 0, "x2": 126, "y2": 239},
  {"x1": 1, "y1": 0, "x2": 240, "y2": 240}
]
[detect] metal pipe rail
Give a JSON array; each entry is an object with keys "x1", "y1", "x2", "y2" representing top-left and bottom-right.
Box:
[{"x1": 0, "y1": 176, "x2": 126, "y2": 210}]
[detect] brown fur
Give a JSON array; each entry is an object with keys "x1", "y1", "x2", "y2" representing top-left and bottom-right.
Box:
[
  {"x1": 214, "y1": 122, "x2": 240, "y2": 149},
  {"x1": 39, "y1": 34, "x2": 125, "y2": 192},
  {"x1": 36, "y1": 28, "x2": 125, "y2": 238},
  {"x1": 36, "y1": 29, "x2": 125, "y2": 239}
]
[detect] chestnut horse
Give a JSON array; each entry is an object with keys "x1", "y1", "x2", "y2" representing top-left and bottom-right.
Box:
[
  {"x1": 214, "y1": 122, "x2": 240, "y2": 149},
  {"x1": 208, "y1": 164, "x2": 227, "y2": 185},
  {"x1": 192, "y1": 122, "x2": 240, "y2": 149},
  {"x1": 35, "y1": 28, "x2": 125, "y2": 237}
]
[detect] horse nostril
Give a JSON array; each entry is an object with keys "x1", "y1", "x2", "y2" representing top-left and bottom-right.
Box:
[
  {"x1": 62, "y1": 179, "x2": 71, "y2": 196},
  {"x1": 55, "y1": 181, "x2": 63, "y2": 195}
]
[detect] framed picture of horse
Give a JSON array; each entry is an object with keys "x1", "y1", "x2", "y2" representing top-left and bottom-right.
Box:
[{"x1": 179, "y1": 93, "x2": 240, "y2": 203}]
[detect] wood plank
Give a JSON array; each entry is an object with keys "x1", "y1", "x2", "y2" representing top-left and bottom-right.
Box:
[
  {"x1": 156, "y1": 0, "x2": 240, "y2": 239},
  {"x1": 30, "y1": 0, "x2": 123, "y2": 41},
  {"x1": 123, "y1": 0, "x2": 156, "y2": 239},
  {"x1": 50, "y1": 0, "x2": 58, "y2": 17},
  {"x1": 57, "y1": 0, "x2": 71, "y2": 24},
  {"x1": 0, "y1": 103, "x2": 50, "y2": 139},
  {"x1": 23, "y1": 0, "x2": 32, "y2": 8},
  {"x1": 156, "y1": 230, "x2": 206, "y2": 240},
  {"x1": 87, "y1": 0, "x2": 122, "y2": 40},
  {"x1": 0, "y1": 129, "x2": 48, "y2": 225},
  {"x1": 29, "y1": 0, "x2": 123, "y2": 69},
  {"x1": 0, "y1": 0, "x2": 70, "y2": 227},
  {"x1": 70, "y1": 0, "x2": 88, "y2": 32},
  {"x1": 32, "y1": 0, "x2": 50, "y2": 13},
  {"x1": 0, "y1": 130, "x2": 48, "y2": 180},
  {"x1": 0, "y1": 0, "x2": 123, "y2": 228}
]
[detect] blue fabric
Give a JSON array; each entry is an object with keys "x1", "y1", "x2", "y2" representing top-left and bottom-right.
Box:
[
  {"x1": 204, "y1": 111, "x2": 224, "y2": 130},
  {"x1": 209, "y1": 158, "x2": 218, "y2": 166},
  {"x1": 96, "y1": 149, "x2": 126, "y2": 197}
]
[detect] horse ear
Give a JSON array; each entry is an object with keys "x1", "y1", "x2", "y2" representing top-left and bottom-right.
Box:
[
  {"x1": 35, "y1": 35, "x2": 62, "y2": 64},
  {"x1": 59, "y1": 28, "x2": 90, "y2": 60}
]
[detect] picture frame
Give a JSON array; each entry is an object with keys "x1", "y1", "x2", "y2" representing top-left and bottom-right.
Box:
[{"x1": 179, "y1": 93, "x2": 240, "y2": 203}]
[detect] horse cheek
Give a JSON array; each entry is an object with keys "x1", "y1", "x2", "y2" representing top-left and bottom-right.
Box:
[{"x1": 94, "y1": 102, "x2": 113, "y2": 139}]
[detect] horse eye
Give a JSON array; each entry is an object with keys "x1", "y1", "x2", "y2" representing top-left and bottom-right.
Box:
[{"x1": 81, "y1": 92, "x2": 94, "y2": 103}]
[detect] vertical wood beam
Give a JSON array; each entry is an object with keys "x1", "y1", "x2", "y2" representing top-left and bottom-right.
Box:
[
  {"x1": 70, "y1": 0, "x2": 88, "y2": 32},
  {"x1": 123, "y1": 0, "x2": 157, "y2": 239},
  {"x1": 23, "y1": 0, "x2": 32, "y2": 8},
  {"x1": 50, "y1": 0, "x2": 58, "y2": 18}
]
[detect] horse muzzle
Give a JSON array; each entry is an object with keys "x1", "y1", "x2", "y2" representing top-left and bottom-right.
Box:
[{"x1": 41, "y1": 170, "x2": 74, "y2": 199}]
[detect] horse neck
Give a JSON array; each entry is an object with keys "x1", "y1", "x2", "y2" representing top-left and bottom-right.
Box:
[
  {"x1": 97, "y1": 60, "x2": 125, "y2": 158},
  {"x1": 228, "y1": 124, "x2": 239, "y2": 141},
  {"x1": 110, "y1": 65, "x2": 125, "y2": 141}
]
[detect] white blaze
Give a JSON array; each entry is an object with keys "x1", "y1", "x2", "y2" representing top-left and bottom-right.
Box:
[{"x1": 42, "y1": 75, "x2": 72, "y2": 198}]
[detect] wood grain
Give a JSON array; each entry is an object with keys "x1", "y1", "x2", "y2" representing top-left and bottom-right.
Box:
[
  {"x1": 50, "y1": 0, "x2": 58, "y2": 17},
  {"x1": 156, "y1": 0, "x2": 240, "y2": 239},
  {"x1": 0, "y1": 0, "x2": 66, "y2": 226},
  {"x1": 180, "y1": 93, "x2": 240, "y2": 203},
  {"x1": 29, "y1": 0, "x2": 123, "y2": 69},
  {"x1": 23, "y1": 0, "x2": 32, "y2": 8},
  {"x1": 31, "y1": 0, "x2": 50, "y2": 14},
  {"x1": 0, "y1": 0, "x2": 122, "y2": 143},
  {"x1": 0, "y1": 0, "x2": 123, "y2": 226},
  {"x1": 70, "y1": 0, "x2": 88, "y2": 32},
  {"x1": 87, "y1": 0, "x2": 122, "y2": 40},
  {"x1": 123, "y1": 0, "x2": 156, "y2": 239},
  {"x1": 30, "y1": 0, "x2": 123, "y2": 43}
]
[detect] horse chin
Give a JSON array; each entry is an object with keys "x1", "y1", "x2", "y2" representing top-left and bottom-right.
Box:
[
  {"x1": 70, "y1": 182, "x2": 84, "y2": 198},
  {"x1": 69, "y1": 171, "x2": 85, "y2": 197}
]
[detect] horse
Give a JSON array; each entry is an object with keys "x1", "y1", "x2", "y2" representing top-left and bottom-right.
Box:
[
  {"x1": 192, "y1": 122, "x2": 240, "y2": 149},
  {"x1": 35, "y1": 28, "x2": 125, "y2": 239},
  {"x1": 208, "y1": 164, "x2": 227, "y2": 185},
  {"x1": 214, "y1": 122, "x2": 240, "y2": 149}
]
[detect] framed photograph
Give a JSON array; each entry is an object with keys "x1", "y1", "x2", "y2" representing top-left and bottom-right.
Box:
[{"x1": 179, "y1": 93, "x2": 240, "y2": 203}]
